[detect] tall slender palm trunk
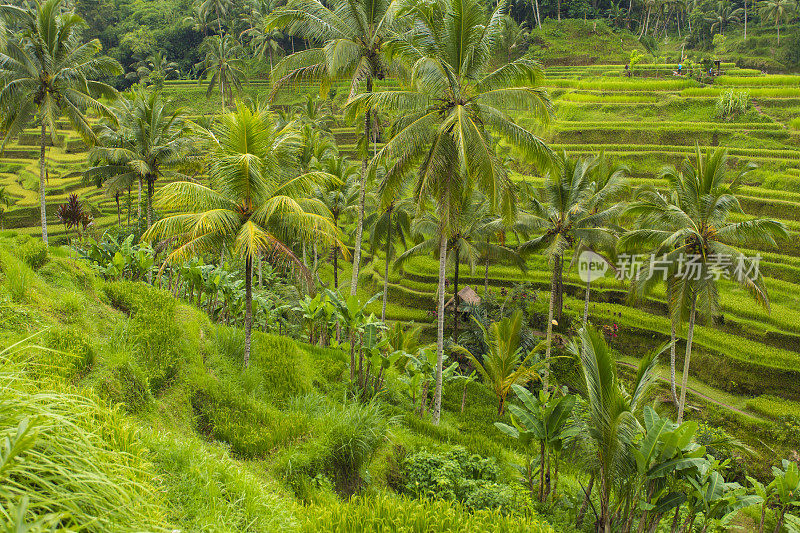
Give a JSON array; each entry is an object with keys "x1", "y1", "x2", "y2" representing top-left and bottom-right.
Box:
[
  {"x1": 677, "y1": 291, "x2": 697, "y2": 423},
  {"x1": 432, "y1": 224, "x2": 448, "y2": 425},
  {"x1": 483, "y1": 236, "x2": 490, "y2": 296},
  {"x1": 453, "y1": 246, "x2": 460, "y2": 341},
  {"x1": 137, "y1": 177, "x2": 143, "y2": 224},
  {"x1": 350, "y1": 77, "x2": 373, "y2": 296},
  {"x1": 670, "y1": 318, "x2": 679, "y2": 405},
  {"x1": 544, "y1": 254, "x2": 561, "y2": 391},
  {"x1": 39, "y1": 121, "x2": 48, "y2": 245},
  {"x1": 115, "y1": 192, "x2": 121, "y2": 227},
  {"x1": 244, "y1": 256, "x2": 253, "y2": 368},
  {"x1": 381, "y1": 205, "x2": 392, "y2": 321},
  {"x1": 583, "y1": 278, "x2": 591, "y2": 325},
  {"x1": 146, "y1": 177, "x2": 154, "y2": 229}
]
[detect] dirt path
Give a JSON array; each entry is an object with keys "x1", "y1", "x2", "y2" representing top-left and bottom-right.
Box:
[{"x1": 616, "y1": 360, "x2": 766, "y2": 421}]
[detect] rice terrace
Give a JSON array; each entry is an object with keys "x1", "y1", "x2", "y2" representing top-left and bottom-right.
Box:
[{"x1": 2, "y1": 0, "x2": 800, "y2": 530}]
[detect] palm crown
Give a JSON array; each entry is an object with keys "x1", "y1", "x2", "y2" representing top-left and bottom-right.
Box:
[
  {"x1": 87, "y1": 89, "x2": 198, "y2": 229},
  {"x1": 0, "y1": 0, "x2": 122, "y2": 243},
  {"x1": 143, "y1": 103, "x2": 343, "y2": 366}
]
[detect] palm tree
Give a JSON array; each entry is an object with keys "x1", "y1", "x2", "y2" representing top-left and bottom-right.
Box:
[
  {"x1": 347, "y1": 0, "x2": 553, "y2": 424},
  {"x1": 0, "y1": 0, "x2": 122, "y2": 245},
  {"x1": 620, "y1": 147, "x2": 787, "y2": 422},
  {"x1": 518, "y1": 154, "x2": 625, "y2": 389},
  {"x1": 86, "y1": 89, "x2": 198, "y2": 230},
  {"x1": 143, "y1": 102, "x2": 342, "y2": 367},
  {"x1": 458, "y1": 310, "x2": 544, "y2": 415},
  {"x1": 758, "y1": 0, "x2": 796, "y2": 44},
  {"x1": 268, "y1": 0, "x2": 401, "y2": 299},
  {"x1": 241, "y1": 16, "x2": 284, "y2": 71},
  {"x1": 568, "y1": 326, "x2": 662, "y2": 533},
  {"x1": 395, "y1": 193, "x2": 524, "y2": 341},
  {"x1": 196, "y1": 34, "x2": 245, "y2": 112},
  {"x1": 367, "y1": 193, "x2": 413, "y2": 322},
  {"x1": 199, "y1": 0, "x2": 234, "y2": 35},
  {"x1": 315, "y1": 155, "x2": 360, "y2": 289}
]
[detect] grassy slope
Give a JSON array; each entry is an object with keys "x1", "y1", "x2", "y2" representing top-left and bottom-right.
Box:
[{"x1": 0, "y1": 241, "x2": 557, "y2": 531}]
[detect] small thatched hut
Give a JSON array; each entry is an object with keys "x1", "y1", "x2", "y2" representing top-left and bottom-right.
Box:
[{"x1": 445, "y1": 286, "x2": 481, "y2": 311}]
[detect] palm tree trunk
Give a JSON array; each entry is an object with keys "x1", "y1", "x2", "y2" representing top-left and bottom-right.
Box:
[
  {"x1": 557, "y1": 0, "x2": 561, "y2": 20},
  {"x1": 677, "y1": 291, "x2": 697, "y2": 423},
  {"x1": 137, "y1": 177, "x2": 143, "y2": 225},
  {"x1": 576, "y1": 474, "x2": 594, "y2": 527},
  {"x1": 39, "y1": 121, "x2": 48, "y2": 245},
  {"x1": 127, "y1": 186, "x2": 131, "y2": 227},
  {"x1": 115, "y1": 192, "x2": 121, "y2": 227},
  {"x1": 554, "y1": 254, "x2": 564, "y2": 320},
  {"x1": 544, "y1": 254, "x2": 560, "y2": 391},
  {"x1": 432, "y1": 225, "x2": 448, "y2": 425},
  {"x1": 382, "y1": 205, "x2": 392, "y2": 321},
  {"x1": 534, "y1": 0, "x2": 542, "y2": 27},
  {"x1": 670, "y1": 318, "x2": 679, "y2": 405},
  {"x1": 583, "y1": 278, "x2": 591, "y2": 325},
  {"x1": 350, "y1": 77, "x2": 373, "y2": 297},
  {"x1": 743, "y1": 0, "x2": 747, "y2": 39},
  {"x1": 453, "y1": 246, "x2": 460, "y2": 341},
  {"x1": 484, "y1": 236, "x2": 490, "y2": 296},
  {"x1": 538, "y1": 441, "x2": 546, "y2": 502},
  {"x1": 244, "y1": 256, "x2": 253, "y2": 368},
  {"x1": 461, "y1": 378, "x2": 468, "y2": 412},
  {"x1": 146, "y1": 177, "x2": 153, "y2": 229}
]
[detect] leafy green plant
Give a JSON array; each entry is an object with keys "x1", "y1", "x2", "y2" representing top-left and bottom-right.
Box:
[
  {"x1": 495, "y1": 385, "x2": 577, "y2": 502},
  {"x1": 457, "y1": 311, "x2": 545, "y2": 415},
  {"x1": 715, "y1": 89, "x2": 751, "y2": 120}
]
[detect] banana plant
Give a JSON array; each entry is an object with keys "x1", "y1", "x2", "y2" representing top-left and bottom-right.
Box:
[
  {"x1": 84, "y1": 233, "x2": 154, "y2": 280},
  {"x1": 631, "y1": 407, "x2": 708, "y2": 531},
  {"x1": 294, "y1": 293, "x2": 331, "y2": 345},
  {"x1": 768, "y1": 460, "x2": 800, "y2": 533},
  {"x1": 400, "y1": 347, "x2": 458, "y2": 417},
  {"x1": 681, "y1": 457, "x2": 758, "y2": 533},
  {"x1": 324, "y1": 289, "x2": 380, "y2": 385},
  {"x1": 495, "y1": 384, "x2": 577, "y2": 502}
]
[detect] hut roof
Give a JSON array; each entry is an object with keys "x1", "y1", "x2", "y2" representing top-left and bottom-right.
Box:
[{"x1": 445, "y1": 286, "x2": 481, "y2": 309}]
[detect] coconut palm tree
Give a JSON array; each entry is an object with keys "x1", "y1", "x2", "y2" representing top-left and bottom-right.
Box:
[
  {"x1": 518, "y1": 154, "x2": 626, "y2": 389},
  {"x1": 268, "y1": 0, "x2": 402, "y2": 299},
  {"x1": 196, "y1": 34, "x2": 246, "y2": 112},
  {"x1": 143, "y1": 102, "x2": 342, "y2": 367},
  {"x1": 758, "y1": 0, "x2": 796, "y2": 44},
  {"x1": 395, "y1": 193, "x2": 525, "y2": 341},
  {"x1": 367, "y1": 193, "x2": 413, "y2": 322},
  {"x1": 0, "y1": 0, "x2": 122, "y2": 245},
  {"x1": 314, "y1": 154, "x2": 360, "y2": 289},
  {"x1": 458, "y1": 310, "x2": 544, "y2": 415},
  {"x1": 347, "y1": 0, "x2": 553, "y2": 424},
  {"x1": 620, "y1": 147, "x2": 787, "y2": 422},
  {"x1": 568, "y1": 326, "x2": 662, "y2": 533},
  {"x1": 86, "y1": 89, "x2": 198, "y2": 230}
]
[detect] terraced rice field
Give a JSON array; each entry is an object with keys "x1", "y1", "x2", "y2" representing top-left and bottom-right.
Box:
[{"x1": 1, "y1": 66, "x2": 798, "y2": 427}]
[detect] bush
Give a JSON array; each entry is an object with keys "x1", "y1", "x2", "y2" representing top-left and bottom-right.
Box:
[
  {"x1": 274, "y1": 401, "x2": 392, "y2": 497},
  {"x1": 94, "y1": 358, "x2": 152, "y2": 412},
  {"x1": 102, "y1": 281, "x2": 182, "y2": 391},
  {"x1": 0, "y1": 250, "x2": 32, "y2": 302},
  {"x1": 300, "y1": 493, "x2": 553, "y2": 532},
  {"x1": 400, "y1": 446, "x2": 518, "y2": 512},
  {"x1": 146, "y1": 431, "x2": 298, "y2": 532},
  {"x1": 12, "y1": 235, "x2": 48, "y2": 269}
]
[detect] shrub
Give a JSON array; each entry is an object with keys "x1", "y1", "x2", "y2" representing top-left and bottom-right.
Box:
[
  {"x1": 102, "y1": 281, "x2": 182, "y2": 391},
  {"x1": 274, "y1": 401, "x2": 392, "y2": 497},
  {"x1": 12, "y1": 235, "x2": 48, "y2": 269},
  {"x1": 715, "y1": 89, "x2": 750, "y2": 119},
  {"x1": 94, "y1": 357, "x2": 152, "y2": 412},
  {"x1": 0, "y1": 251, "x2": 32, "y2": 302},
  {"x1": 300, "y1": 493, "x2": 553, "y2": 532},
  {"x1": 400, "y1": 446, "x2": 518, "y2": 512}
]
